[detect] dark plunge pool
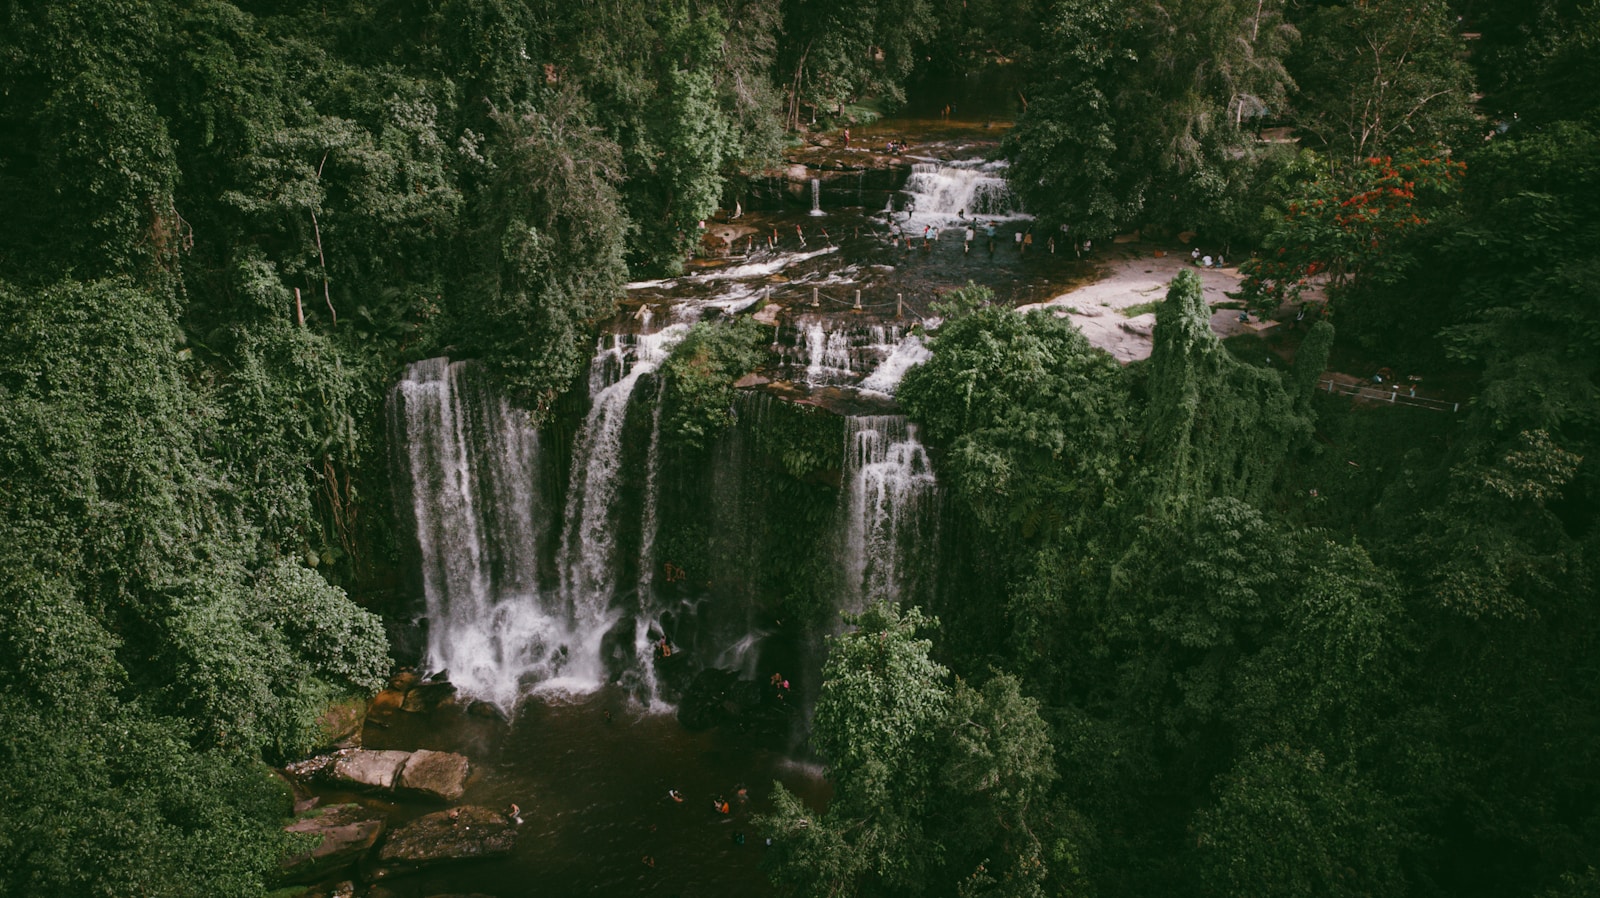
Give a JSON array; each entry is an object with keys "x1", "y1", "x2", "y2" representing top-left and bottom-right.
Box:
[{"x1": 354, "y1": 688, "x2": 831, "y2": 897}]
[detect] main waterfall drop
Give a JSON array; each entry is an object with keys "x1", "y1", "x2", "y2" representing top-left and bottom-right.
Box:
[
  {"x1": 389, "y1": 328, "x2": 687, "y2": 710},
  {"x1": 552, "y1": 326, "x2": 687, "y2": 695},
  {"x1": 388, "y1": 359, "x2": 554, "y2": 711}
]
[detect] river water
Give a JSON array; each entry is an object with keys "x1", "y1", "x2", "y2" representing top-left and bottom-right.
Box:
[{"x1": 354, "y1": 93, "x2": 1094, "y2": 897}]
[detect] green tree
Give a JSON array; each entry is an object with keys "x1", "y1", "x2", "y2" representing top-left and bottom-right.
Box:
[
  {"x1": 1193, "y1": 743, "x2": 1403, "y2": 898},
  {"x1": 777, "y1": 0, "x2": 935, "y2": 129},
  {"x1": 899, "y1": 286, "x2": 1131, "y2": 538},
  {"x1": 942, "y1": 673, "x2": 1058, "y2": 898},
  {"x1": 457, "y1": 90, "x2": 630, "y2": 413},
  {"x1": 762, "y1": 602, "x2": 952, "y2": 896},
  {"x1": 0, "y1": 276, "x2": 389, "y2": 893},
  {"x1": 661, "y1": 316, "x2": 769, "y2": 450},
  {"x1": 1289, "y1": 0, "x2": 1476, "y2": 160},
  {"x1": 1439, "y1": 122, "x2": 1600, "y2": 440},
  {"x1": 1468, "y1": 0, "x2": 1600, "y2": 127},
  {"x1": 760, "y1": 603, "x2": 1058, "y2": 897},
  {"x1": 1005, "y1": 0, "x2": 1297, "y2": 239},
  {"x1": 1138, "y1": 270, "x2": 1308, "y2": 514}
]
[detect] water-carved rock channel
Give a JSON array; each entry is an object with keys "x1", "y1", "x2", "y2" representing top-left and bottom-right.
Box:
[{"x1": 293, "y1": 138, "x2": 1092, "y2": 896}]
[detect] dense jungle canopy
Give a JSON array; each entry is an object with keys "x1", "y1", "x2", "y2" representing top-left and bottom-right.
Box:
[{"x1": 1, "y1": 0, "x2": 1598, "y2": 895}]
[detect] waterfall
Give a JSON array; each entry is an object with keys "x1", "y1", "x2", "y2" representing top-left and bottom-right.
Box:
[
  {"x1": 554, "y1": 326, "x2": 688, "y2": 692},
  {"x1": 810, "y1": 177, "x2": 824, "y2": 216},
  {"x1": 803, "y1": 322, "x2": 855, "y2": 386},
  {"x1": 777, "y1": 322, "x2": 923, "y2": 392},
  {"x1": 900, "y1": 160, "x2": 1025, "y2": 222},
  {"x1": 839, "y1": 416, "x2": 939, "y2": 613},
  {"x1": 628, "y1": 388, "x2": 669, "y2": 700},
  {"x1": 390, "y1": 326, "x2": 688, "y2": 709},
  {"x1": 388, "y1": 359, "x2": 553, "y2": 711},
  {"x1": 858, "y1": 334, "x2": 931, "y2": 395}
]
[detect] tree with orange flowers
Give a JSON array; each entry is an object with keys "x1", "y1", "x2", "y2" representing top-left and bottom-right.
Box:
[{"x1": 1236, "y1": 148, "x2": 1464, "y2": 317}]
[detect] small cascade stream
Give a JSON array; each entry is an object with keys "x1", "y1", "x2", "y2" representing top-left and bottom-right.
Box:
[{"x1": 839, "y1": 416, "x2": 940, "y2": 612}]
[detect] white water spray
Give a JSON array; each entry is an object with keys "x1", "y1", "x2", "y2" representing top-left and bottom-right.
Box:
[
  {"x1": 554, "y1": 327, "x2": 688, "y2": 693},
  {"x1": 858, "y1": 334, "x2": 931, "y2": 395}
]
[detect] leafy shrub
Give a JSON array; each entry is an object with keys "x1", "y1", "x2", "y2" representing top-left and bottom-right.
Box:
[{"x1": 661, "y1": 317, "x2": 769, "y2": 451}]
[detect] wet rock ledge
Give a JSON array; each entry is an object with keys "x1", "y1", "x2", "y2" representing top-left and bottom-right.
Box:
[{"x1": 278, "y1": 672, "x2": 520, "y2": 897}]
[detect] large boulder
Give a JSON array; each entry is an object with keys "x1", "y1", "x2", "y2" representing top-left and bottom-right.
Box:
[
  {"x1": 402, "y1": 680, "x2": 457, "y2": 713},
  {"x1": 366, "y1": 687, "x2": 407, "y2": 726},
  {"x1": 369, "y1": 806, "x2": 517, "y2": 878},
  {"x1": 280, "y1": 803, "x2": 385, "y2": 883},
  {"x1": 330, "y1": 749, "x2": 411, "y2": 791},
  {"x1": 397, "y1": 749, "x2": 470, "y2": 802}
]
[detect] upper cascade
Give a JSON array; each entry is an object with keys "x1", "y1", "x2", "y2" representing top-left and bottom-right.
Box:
[
  {"x1": 900, "y1": 160, "x2": 1025, "y2": 222},
  {"x1": 775, "y1": 320, "x2": 921, "y2": 391}
]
